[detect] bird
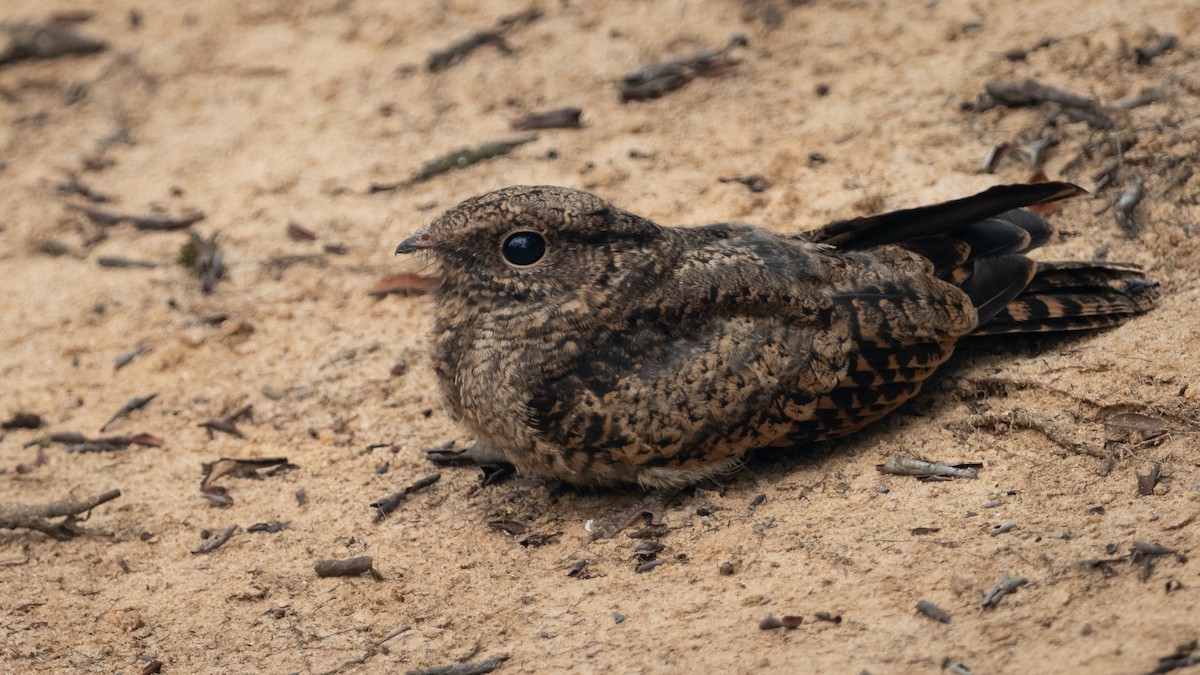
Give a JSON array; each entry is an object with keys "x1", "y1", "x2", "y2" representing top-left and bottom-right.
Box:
[{"x1": 395, "y1": 182, "x2": 1158, "y2": 488}]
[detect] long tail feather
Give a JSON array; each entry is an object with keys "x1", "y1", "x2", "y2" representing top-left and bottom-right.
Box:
[
  {"x1": 808, "y1": 182, "x2": 1085, "y2": 249},
  {"x1": 812, "y1": 181, "x2": 1157, "y2": 335},
  {"x1": 972, "y1": 262, "x2": 1160, "y2": 335}
]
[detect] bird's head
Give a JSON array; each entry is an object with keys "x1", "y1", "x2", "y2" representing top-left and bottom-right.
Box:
[{"x1": 396, "y1": 185, "x2": 666, "y2": 304}]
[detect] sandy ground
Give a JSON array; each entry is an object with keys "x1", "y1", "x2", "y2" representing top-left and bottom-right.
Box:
[{"x1": 2, "y1": 1, "x2": 1199, "y2": 673}]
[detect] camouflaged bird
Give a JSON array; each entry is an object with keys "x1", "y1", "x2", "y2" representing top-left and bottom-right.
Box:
[{"x1": 395, "y1": 183, "x2": 1158, "y2": 487}]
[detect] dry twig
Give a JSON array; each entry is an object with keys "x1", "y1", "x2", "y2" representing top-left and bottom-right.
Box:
[
  {"x1": 426, "y1": 9, "x2": 542, "y2": 72},
  {"x1": 620, "y1": 35, "x2": 747, "y2": 102},
  {"x1": 511, "y1": 107, "x2": 583, "y2": 131},
  {"x1": 370, "y1": 135, "x2": 536, "y2": 193},
  {"x1": 68, "y1": 203, "x2": 204, "y2": 231},
  {"x1": 370, "y1": 473, "x2": 441, "y2": 522},
  {"x1": 314, "y1": 556, "x2": 383, "y2": 580},
  {"x1": 0, "y1": 20, "x2": 106, "y2": 66},
  {"x1": 981, "y1": 572, "x2": 1028, "y2": 608},
  {"x1": 915, "y1": 600, "x2": 951, "y2": 623},
  {"x1": 100, "y1": 393, "x2": 156, "y2": 432},
  {"x1": 407, "y1": 656, "x2": 510, "y2": 675},
  {"x1": 0, "y1": 489, "x2": 121, "y2": 539},
  {"x1": 979, "y1": 79, "x2": 1113, "y2": 130},
  {"x1": 877, "y1": 458, "x2": 979, "y2": 479},
  {"x1": 967, "y1": 408, "x2": 1103, "y2": 458},
  {"x1": 191, "y1": 524, "x2": 237, "y2": 553}
]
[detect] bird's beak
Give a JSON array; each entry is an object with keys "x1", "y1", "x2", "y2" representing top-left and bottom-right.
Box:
[{"x1": 395, "y1": 228, "x2": 435, "y2": 255}]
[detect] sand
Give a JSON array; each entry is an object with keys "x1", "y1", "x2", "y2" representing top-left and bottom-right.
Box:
[{"x1": 1, "y1": 1, "x2": 1198, "y2": 673}]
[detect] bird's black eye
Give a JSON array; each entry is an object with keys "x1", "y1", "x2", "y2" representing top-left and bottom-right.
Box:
[{"x1": 501, "y1": 231, "x2": 546, "y2": 266}]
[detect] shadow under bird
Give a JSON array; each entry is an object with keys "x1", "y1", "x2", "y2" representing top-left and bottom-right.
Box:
[{"x1": 395, "y1": 182, "x2": 1158, "y2": 487}]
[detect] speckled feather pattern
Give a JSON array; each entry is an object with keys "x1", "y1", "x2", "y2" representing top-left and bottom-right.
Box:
[{"x1": 409, "y1": 184, "x2": 1157, "y2": 487}]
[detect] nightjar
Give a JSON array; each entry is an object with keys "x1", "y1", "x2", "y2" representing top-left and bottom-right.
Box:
[{"x1": 396, "y1": 183, "x2": 1157, "y2": 487}]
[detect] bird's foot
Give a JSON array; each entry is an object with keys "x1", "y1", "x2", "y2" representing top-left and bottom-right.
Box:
[
  {"x1": 425, "y1": 441, "x2": 516, "y2": 485},
  {"x1": 590, "y1": 489, "x2": 682, "y2": 540}
]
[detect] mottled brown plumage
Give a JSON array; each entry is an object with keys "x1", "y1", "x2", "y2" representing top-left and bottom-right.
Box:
[{"x1": 395, "y1": 183, "x2": 1158, "y2": 487}]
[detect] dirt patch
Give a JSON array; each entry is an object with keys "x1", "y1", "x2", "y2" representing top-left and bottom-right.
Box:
[{"x1": 2, "y1": 1, "x2": 1198, "y2": 672}]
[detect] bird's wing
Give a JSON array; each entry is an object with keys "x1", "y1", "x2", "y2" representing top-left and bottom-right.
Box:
[
  {"x1": 523, "y1": 229, "x2": 974, "y2": 486},
  {"x1": 803, "y1": 182, "x2": 1084, "y2": 249},
  {"x1": 801, "y1": 182, "x2": 1157, "y2": 334},
  {"x1": 527, "y1": 313, "x2": 844, "y2": 485},
  {"x1": 775, "y1": 243, "x2": 979, "y2": 443}
]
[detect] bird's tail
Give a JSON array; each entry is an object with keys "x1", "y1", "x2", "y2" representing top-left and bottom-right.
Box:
[
  {"x1": 807, "y1": 182, "x2": 1160, "y2": 334},
  {"x1": 970, "y1": 261, "x2": 1159, "y2": 335}
]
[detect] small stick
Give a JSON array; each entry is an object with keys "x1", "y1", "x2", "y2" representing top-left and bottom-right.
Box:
[
  {"x1": 981, "y1": 572, "x2": 1028, "y2": 609},
  {"x1": 426, "y1": 8, "x2": 542, "y2": 72},
  {"x1": 1135, "y1": 34, "x2": 1177, "y2": 66},
  {"x1": 199, "y1": 404, "x2": 253, "y2": 439},
  {"x1": 191, "y1": 524, "x2": 237, "y2": 554},
  {"x1": 0, "y1": 21, "x2": 107, "y2": 66},
  {"x1": 877, "y1": 458, "x2": 978, "y2": 479},
  {"x1": 25, "y1": 431, "x2": 86, "y2": 448},
  {"x1": 406, "y1": 655, "x2": 510, "y2": 675},
  {"x1": 427, "y1": 32, "x2": 509, "y2": 73},
  {"x1": 100, "y1": 393, "x2": 157, "y2": 432},
  {"x1": 620, "y1": 35, "x2": 747, "y2": 103},
  {"x1": 321, "y1": 626, "x2": 411, "y2": 675},
  {"x1": 370, "y1": 472, "x2": 441, "y2": 522},
  {"x1": 98, "y1": 256, "x2": 160, "y2": 269},
  {"x1": 67, "y1": 433, "x2": 162, "y2": 453},
  {"x1": 970, "y1": 408, "x2": 1103, "y2": 458},
  {"x1": 369, "y1": 135, "x2": 537, "y2": 193},
  {"x1": 718, "y1": 175, "x2": 772, "y2": 192},
  {"x1": 1131, "y1": 541, "x2": 1174, "y2": 556},
  {"x1": 114, "y1": 346, "x2": 150, "y2": 369},
  {"x1": 980, "y1": 142, "x2": 1018, "y2": 173},
  {"x1": 982, "y1": 79, "x2": 1114, "y2": 130},
  {"x1": 990, "y1": 521, "x2": 1018, "y2": 536},
  {"x1": 1002, "y1": 36, "x2": 1060, "y2": 62},
  {"x1": 25, "y1": 431, "x2": 162, "y2": 452},
  {"x1": 1117, "y1": 87, "x2": 1163, "y2": 110},
  {"x1": 405, "y1": 136, "x2": 536, "y2": 184},
  {"x1": 915, "y1": 600, "x2": 951, "y2": 623},
  {"x1": 67, "y1": 203, "x2": 204, "y2": 231},
  {"x1": 511, "y1": 107, "x2": 583, "y2": 131},
  {"x1": 0, "y1": 489, "x2": 121, "y2": 539},
  {"x1": 314, "y1": 555, "x2": 383, "y2": 580}
]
